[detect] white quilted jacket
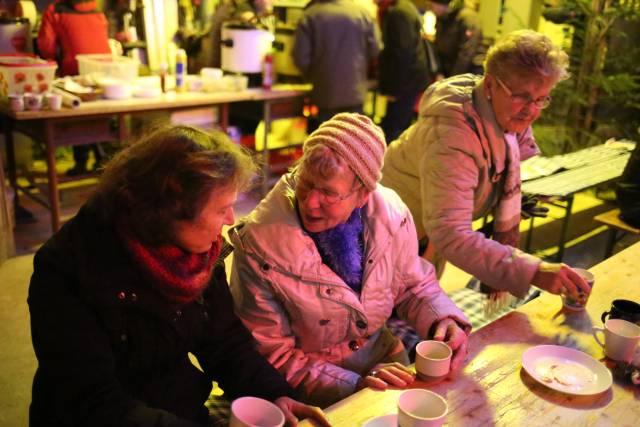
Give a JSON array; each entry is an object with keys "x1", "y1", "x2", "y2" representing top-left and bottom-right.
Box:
[
  {"x1": 229, "y1": 174, "x2": 469, "y2": 407},
  {"x1": 381, "y1": 74, "x2": 541, "y2": 298}
]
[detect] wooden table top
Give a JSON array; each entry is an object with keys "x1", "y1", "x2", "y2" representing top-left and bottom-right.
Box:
[
  {"x1": 301, "y1": 242, "x2": 640, "y2": 427},
  {"x1": 0, "y1": 86, "x2": 309, "y2": 120}
]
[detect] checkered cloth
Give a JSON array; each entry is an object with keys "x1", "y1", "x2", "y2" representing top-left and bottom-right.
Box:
[
  {"x1": 204, "y1": 286, "x2": 540, "y2": 419},
  {"x1": 387, "y1": 286, "x2": 541, "y2": 353},
  {"x1": 205, "y1": 384, "x2": 230, "y2": 427}
]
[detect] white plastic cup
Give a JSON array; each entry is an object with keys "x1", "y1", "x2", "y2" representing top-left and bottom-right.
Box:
[
  {"x1": 8, "y1": 93, "x2": 24, "y2": 112},
  {"x1": 229, "y1": 396, "x2": 285, "y2": 427},
  {"x1": 593, "y1": 318, "x2": 640, "y2": 362},
  {"x1": 200, "y1": 67, "x2": 223, "y2": 80},
  {"x1": 414, "y1": 340, "x2": 452, "y2": 380},
  {"x1": 24, "y1": 93, "x2": 43, "y2": 111},
  {"x1": 398, "y1": 389, "x2": 448, "y2": 427},
  {"x1": 44, "y1": 93, "x2": 62, "y2": 110},
  {"x1": 562, "y1": 268, "x2": 594, "y2": 311}
]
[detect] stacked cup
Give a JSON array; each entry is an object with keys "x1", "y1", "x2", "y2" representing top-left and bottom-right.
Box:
[
  {"x1": 415, "y1": 340, "x2": 452, "y2": 381},
  {"x1": 8, "y1": 92, "x2": 62, "y2": 112},
  {"x1": 398, "y1": 389, "x2": 448, "y2": 427},
  {"x1": 562, "y1": 268, "x2": 594, "y2": 311},
  {"x1": 229, "y1": 396, "x2": 284, "y2": 427}
]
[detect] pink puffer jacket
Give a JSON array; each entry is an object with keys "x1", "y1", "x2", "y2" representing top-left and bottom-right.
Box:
[{"x1": 229, "y1": 174, "x2": 470, "y2": 407}]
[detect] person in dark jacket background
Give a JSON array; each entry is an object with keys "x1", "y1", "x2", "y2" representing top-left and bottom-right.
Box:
[
  {"x1": 292, "y1": 0, "x2": 380, "y2": 133},
  {"x1": 37, "y1": 0, "x2": 111, "y2": 175},
  {"x1": 616, "y1": 140, "x2": 640, "y2": 228},
  {"x1": 28, "y1": 124, "x2": 329, "y2": 427},
  {"x1": 377, "y1": 0, "x2": 432, "y2": 143},
  {"x1": 429, "y1": 0, "x2": 483, "y2": 78}
]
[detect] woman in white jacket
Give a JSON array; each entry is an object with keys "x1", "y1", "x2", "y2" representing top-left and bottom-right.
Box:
[
  {"x1": 381, "y1": 30, "x2": 591, "y2": 302},
  {"x1": 230, "y1": 113, "x2": 470, "y2": 407}
]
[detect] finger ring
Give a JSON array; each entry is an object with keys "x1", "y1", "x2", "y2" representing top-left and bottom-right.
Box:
[{"x1": 370, "y1": 369, "x2": 379, "y2": 377}]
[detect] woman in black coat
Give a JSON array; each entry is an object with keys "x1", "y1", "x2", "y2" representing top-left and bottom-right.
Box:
[{"x1": 28, "y1": 125, "x2": 329, "y2": 427}]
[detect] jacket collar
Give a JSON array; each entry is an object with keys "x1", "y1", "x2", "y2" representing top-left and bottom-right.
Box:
[
  {"x1": 230, "y1": 174, "x2": 404, "y2": 283},
  {"x1": 471, "y1": 78, "x2": 507, "y2": 176}
]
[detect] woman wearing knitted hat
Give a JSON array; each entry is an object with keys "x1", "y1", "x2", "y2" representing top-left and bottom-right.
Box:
[
  {"x1": 28, "y1": 125, "x2": 329, "y2": 426},
  {"x1": 381, "y1": 30, "x2": 591, "y2": 305},
  {"x1": 229, "y1": 113, "x2": 471, "y2": 407}
]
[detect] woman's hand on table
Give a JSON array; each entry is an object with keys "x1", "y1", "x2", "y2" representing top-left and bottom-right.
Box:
[
  {"x1": 532, "y1": 262, "x2": 591, "y2": 298},
  {"x1": 433, "y1": 317, "x2": 469, "y2": 378},
  {"x1": 274, "y1": 396, "x2": 331, "y2": 427},
  {"x1": 357, "y1": 362, "x2": 415, "y2": 391}
]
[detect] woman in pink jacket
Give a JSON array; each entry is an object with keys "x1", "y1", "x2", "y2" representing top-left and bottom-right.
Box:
[{"x1": 230, "y1": 113, "x2": 470, "y2": 407}]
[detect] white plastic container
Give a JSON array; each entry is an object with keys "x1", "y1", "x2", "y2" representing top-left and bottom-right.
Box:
[
  {"x1": 220, "y1": 24, "x2": 274, "y2": 74},
  {"x1": 98, "y1": 78, "x2": 132, "y2": 100},
  {"x1": 76, "y1": 54, "x2": 138, "y2": 81}
]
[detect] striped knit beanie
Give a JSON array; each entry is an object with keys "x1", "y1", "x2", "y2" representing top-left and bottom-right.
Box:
[{"x1": 303, "y1": 113, "x2": 386, "y2": 191}]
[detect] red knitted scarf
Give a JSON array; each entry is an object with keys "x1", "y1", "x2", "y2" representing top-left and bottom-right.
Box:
[{"x1": 120, "y1": 232, "x2": 222, "y2": 305}]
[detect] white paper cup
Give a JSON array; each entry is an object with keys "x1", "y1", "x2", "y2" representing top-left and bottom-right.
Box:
[
  {"x1": 398, "y1": 389, "x2": 447, "y2": 427},
  {"x1": 8, "y1": 93, "x2": 24, "y2": 112},
  {"x1": 200, "y1": 67, "x2": 223, "y2": 79},
  {"x1": 562, "y1": 268, "x2": 594, "y2": 311},
  {"x1": 415, "y1": 340, "x2": 452, "y2": 380},
  {"x1": 44, "y1": 93, "x2": 62, "y2": 110},
  {"x1": 593, "y1": 318, "x2": 640, "y2": 362},
  {"x1": 229, "y1": 396, "x2": 285, "y2": 427},
  {"x1": 24, "y1": 93, "x2": 43, "y2": 111}
]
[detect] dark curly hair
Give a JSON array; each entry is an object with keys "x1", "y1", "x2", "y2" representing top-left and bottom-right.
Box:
[{"x1": 89, "y1": 124, "x2": 256, "y2": 245}]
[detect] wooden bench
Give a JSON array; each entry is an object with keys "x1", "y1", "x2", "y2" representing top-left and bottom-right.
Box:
[{"x1": 594, "y1": 208, "x2": 640, "y2": 258}]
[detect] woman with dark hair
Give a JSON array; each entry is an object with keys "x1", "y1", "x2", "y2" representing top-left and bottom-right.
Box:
[{"x1": 28, "y1": 125, "x2": 329, "y2": 427}]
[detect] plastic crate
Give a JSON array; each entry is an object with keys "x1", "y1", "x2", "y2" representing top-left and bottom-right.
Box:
[
  {"x1": 76, "y1": 54, "x2": 138, "y2": 81},
  {"x1": 0, "y1": 54, "x2": 57, "y2": 96}
]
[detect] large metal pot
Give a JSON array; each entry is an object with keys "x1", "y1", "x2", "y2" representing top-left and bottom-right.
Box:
[
  {"x1": 220, "y1": 23, "x2": 273, "y2": 74},
  {"x1": 0, "y1": 17, "x2": 31, "y2": 54},
  {"x1": 273, "y1": 25, "x2": 301, "y2": 77}
]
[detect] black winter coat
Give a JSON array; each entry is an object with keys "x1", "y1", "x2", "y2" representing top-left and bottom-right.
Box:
[
  {"x1": 617, "y1": 143, "x2": 640, "y2": 228},
  {"x1": 378, "y1": 0, "x2": 430, "y2": 96},
  {"x1": 28, "y1": 204, "x2": 296, "y2": 427},
  {"x1": 434, "y1": 5, "x2": 484, "y2": 77}
]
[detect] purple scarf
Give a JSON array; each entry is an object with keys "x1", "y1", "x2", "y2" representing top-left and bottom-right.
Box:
[{"x1": 307, "y1": 208, "x2": 365, "y2": 293}]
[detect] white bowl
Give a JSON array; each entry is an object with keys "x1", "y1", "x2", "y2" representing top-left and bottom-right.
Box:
[{"x1": 99, "y1": 78, "x2": 132, "y2": 100}]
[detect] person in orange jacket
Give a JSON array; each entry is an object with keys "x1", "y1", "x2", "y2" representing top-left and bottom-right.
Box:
[{"x1": 37, "y1": 0, "x2": 111, "y2": 175}]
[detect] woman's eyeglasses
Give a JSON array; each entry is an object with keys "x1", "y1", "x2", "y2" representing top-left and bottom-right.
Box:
[
  {"x1": 294, "y1": 172, "x2": 361, "y2": 205},
  {"x1": 494, "y1": 75, "x2": 552, "y2": 109}
]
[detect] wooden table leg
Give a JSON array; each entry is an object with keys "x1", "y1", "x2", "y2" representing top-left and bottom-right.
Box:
[
  {"x1": 555, "y1": 195, "x2": 574, "y2": 262},
  {"x1": 220, "y1": 104, "x2": 229, "y2": 131},
  {"x1": 604, "y1": 228, "x2": 617, "y2": 259},
  {"x1": 3, "y1": 116, "x2": 19, "y2": 206},
  {"x1": 44, "y1": 121, "x2": 60, "y2": 232},
  {"x1": 117, "y1": 113, "x2": 127, "y2": 142},
  {"x1": 525, "y1": 216, "x2": 535, "y2": 252}
]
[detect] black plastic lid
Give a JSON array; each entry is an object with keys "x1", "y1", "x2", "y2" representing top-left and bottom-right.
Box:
[{"x1": 0, "y1": 17, "x2": 29, "y2": 24}]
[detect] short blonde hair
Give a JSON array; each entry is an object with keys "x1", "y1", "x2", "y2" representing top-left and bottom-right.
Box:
[{"x1": 484, "y1": 29, "x2": 569, "y2": 83}]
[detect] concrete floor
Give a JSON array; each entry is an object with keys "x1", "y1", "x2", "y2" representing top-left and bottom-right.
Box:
[{"x1": 1, "y1": 178, "x2": 638, "y2": 426}]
